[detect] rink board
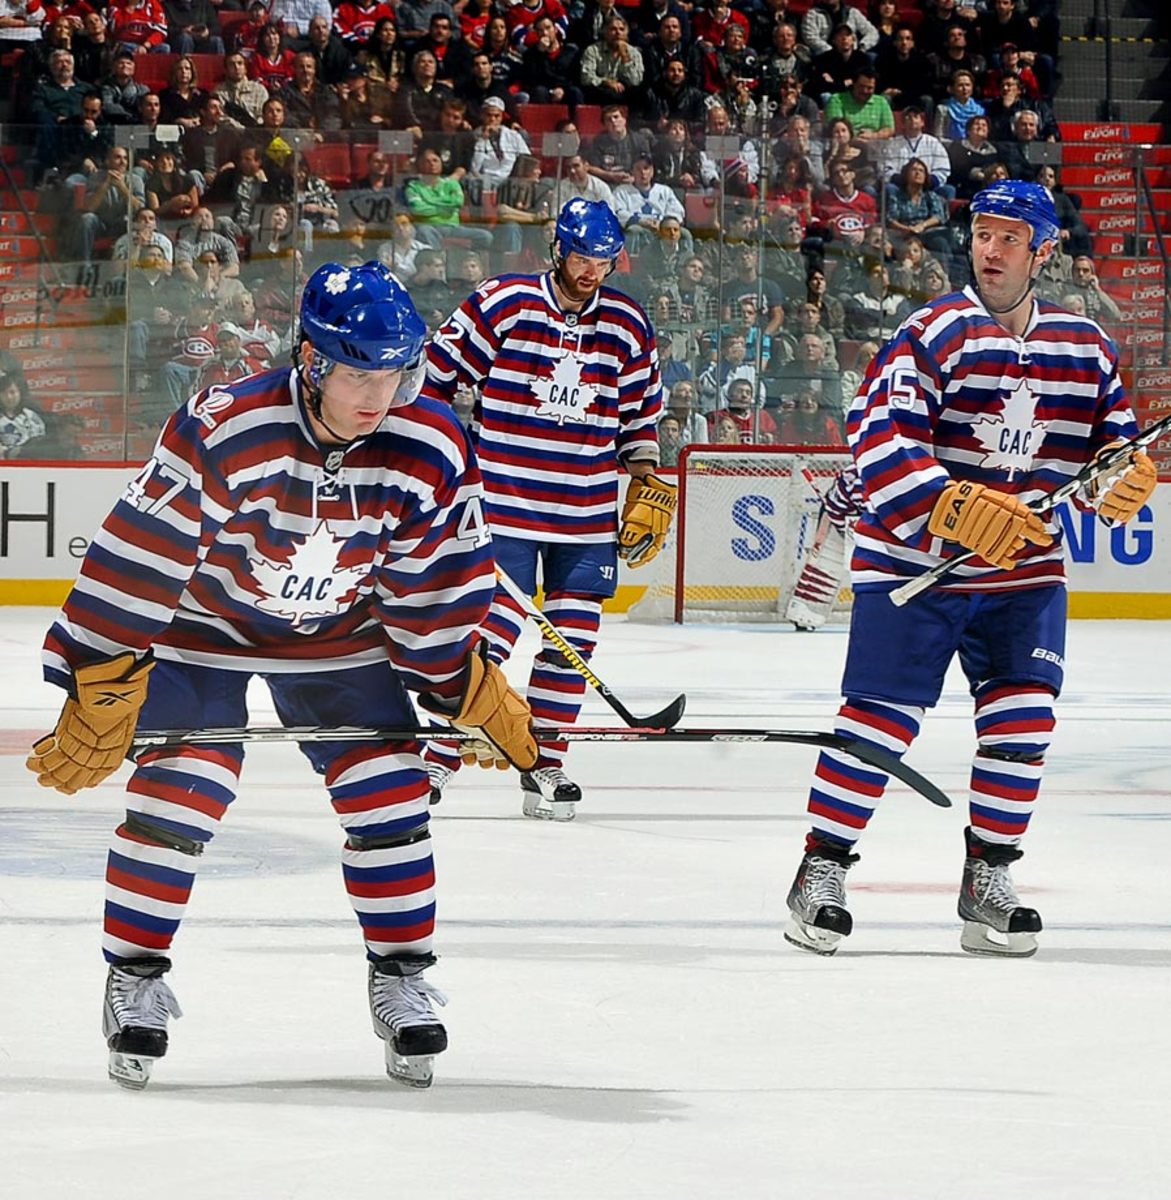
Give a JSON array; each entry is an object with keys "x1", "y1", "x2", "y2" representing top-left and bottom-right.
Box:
[{"x1": 1, "y1": 465, "x2": 1169, "y2": 617}]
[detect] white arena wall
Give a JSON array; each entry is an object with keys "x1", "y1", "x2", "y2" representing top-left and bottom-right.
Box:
[{"x1": 0, "y1": 465, "x2": 1167, "y2": 618}]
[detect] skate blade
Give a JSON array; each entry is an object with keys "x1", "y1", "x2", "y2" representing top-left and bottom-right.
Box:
[
  {"x1": 784, "y1": 917, "x2": 843, "y2": 956},
  {"x1": 960, "y1": 920, "x2": 1038, "y2": 958},
  {"x1": 385, "y1": 1047, "x2": 436, "y2": 1089},
  {"x1": 521, "y1": 795, "x2": 576, "y2": 822},
  {"x1": 108, "y1": 1050, "x2": 157, "y2": 1090}
]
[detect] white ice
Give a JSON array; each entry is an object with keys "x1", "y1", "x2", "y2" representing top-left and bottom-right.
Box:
[{"x1": 1, "y1": 608, "x2": 1168, "y2": 1200}]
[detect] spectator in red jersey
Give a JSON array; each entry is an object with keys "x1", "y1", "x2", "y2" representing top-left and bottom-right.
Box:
[
  {"x1": 707, "y1": 377, "x2": 778, "y2": 445},
  {"x1": 231, "y1": 1, "x2": 270, "y2": 57},
  {"x1": 162, "y1": 289, "x2": 218, "y2": 406},
  {"x1": 199, "y1": 324, "x2": 266, "y2": 389},
  {"x1": 779, "y1": 388, "x2": 845, "y2": 447},
  {"x1": 108, "y1": 0, "x2": 170, "y2": 54},
  {"x1": 812, "y1": 158, "x2": 877, "y2": 248},
  {"x1": 333, "y1": 0, "x2": 395, "y2": 47},
  {"x1": 692, "y1": 0, "x2": 749, "y2": 50},
  {"x1": 249, "y1": 22, "x2": 298, "y2": 92}
]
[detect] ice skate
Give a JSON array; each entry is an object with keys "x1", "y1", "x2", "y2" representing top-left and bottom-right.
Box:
[
  {"x1": 958, "y1": 828, "x2": 1042, "y2": 957},
  {"x1": 427, "y1": 762, "x2": 453, "y2": 806},
  {"x1": 520, "y1": 766, "x2": 580, "y2": 821},
  {"x1": 368, "y1": 956, "x2": 448, "y2": 1088},
  {"x1": 102, "y1": 956, "x2": 182, "y2": 1090},
  {"x1": 784, "y1": 838, "x2": 859, "y2": 956}
]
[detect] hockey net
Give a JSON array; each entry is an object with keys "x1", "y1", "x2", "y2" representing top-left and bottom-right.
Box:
[{"x1": 627, "y1": 445, "x2": 855, "y2": 625}]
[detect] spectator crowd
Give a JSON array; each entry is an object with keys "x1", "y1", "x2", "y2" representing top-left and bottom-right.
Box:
[{"x1": 0, "y1": 0, "x2": 1083, "y2": 459}]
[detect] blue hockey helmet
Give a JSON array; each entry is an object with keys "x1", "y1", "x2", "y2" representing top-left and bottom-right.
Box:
[
  {"x1": 299, "y1": 261, "x2": 427, "y2": 405},
  {"x1": 553, "y1": 198, "x2": 625, "y2": 263},
  {"x1": 970, "y1": 180, "x2": 1060, "y2": 251}
]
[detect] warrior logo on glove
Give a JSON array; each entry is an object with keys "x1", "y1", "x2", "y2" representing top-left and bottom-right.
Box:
[{"x1": 618, "y1": 473, "x2": 678, "y2": 567}]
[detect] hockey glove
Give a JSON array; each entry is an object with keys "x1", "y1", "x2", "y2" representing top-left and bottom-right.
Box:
[
  {"x1": 927, "y1": 481, "x2": 1052, "y2": 570},
  {"x1": 419, "y1": 643, "x2": 538, "y2": 772},
  {"x1": 1087, "y1": 442, "x2": 1157, "y2": 525},
  {"x1": 26, "y1": 652, "x2": 154, "y2": 795},
  {"x1": 618, "y1": 473, "x2": 678, "y2": 567}
]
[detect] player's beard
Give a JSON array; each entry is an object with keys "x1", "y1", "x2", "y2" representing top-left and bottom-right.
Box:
[{"x1": 556, "y1": 264, "x2": 605, "y2": 305}]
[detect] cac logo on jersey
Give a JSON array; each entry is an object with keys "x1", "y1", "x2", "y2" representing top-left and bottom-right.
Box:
[
  {"x1": 251, "y1": 521, "x2": 370, "y2": 628},
  {"x1": 531, "y1": 351, "x2": 597, "y2": 425},
  {"x1": 969, "y1": 378, "x2": 1045, "y2": 478}
]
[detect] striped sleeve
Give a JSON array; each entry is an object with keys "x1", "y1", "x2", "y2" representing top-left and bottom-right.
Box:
[
  {"x1": 43, "y1": 400, "x2": 228, "y2": 689},
  {"x1": 847, "y1": 315, "x2": 952, "y2": 552}
]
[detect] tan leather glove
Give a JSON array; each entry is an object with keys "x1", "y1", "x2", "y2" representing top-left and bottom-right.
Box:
[
  {"x1": 26, "y1": 652, "x2": 154, "y2": 795},
  {"x1": 618, "y1": 473, "x2": 677, "y2": 567},
  {"x1": 1089, "y1": 443, "x2": 1157, "y2": 524},
  {"x1": 926, "y1": 480, "x2": 1053, "y2": 570},
  {"x1": 420, "y1": 643, "x2": 538, "y2": 771}
]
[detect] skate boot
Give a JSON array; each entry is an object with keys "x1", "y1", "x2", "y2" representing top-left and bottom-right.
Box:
[
  {"x1": 427, "y1": 762, "x2": 453, "y2": 806},
  {"x1": 520, "y1": 766, "x2": 580, "y2": 821},
  {"x1": 958, "y1": 827, "x2": 1042, "y2": 957},
  {"x1": 784, "y1": 837, "x2": 860, "y2": 956},
  {"x1": 368, "y1": 954, "x2": 448, "y2": 1088},
  {"x1": 102, "y1": 956, "x2": 183, "y2": 1090}
]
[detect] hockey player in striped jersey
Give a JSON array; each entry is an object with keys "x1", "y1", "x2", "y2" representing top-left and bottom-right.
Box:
[
  {"x1": 421, "y1": 199, "x2": 674, "y2": 820},
  {"x1": 26, "y1": 262, "x2": 538, "y2": 1090},
  {"x1": 784, "y1": 181, "x2": 1158, "y2": 958}
]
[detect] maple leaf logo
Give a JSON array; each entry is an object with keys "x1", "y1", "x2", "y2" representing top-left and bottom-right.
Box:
[
  {"x1": 324, "y1": 269, "x2": 350, "y2": 295},
  {"x1": 531, "y1": 351, "x2": 597, "y2": 425},
  {"x1": 250, "y1": 522, "x2": 370, "y2": 627},
  {"x1": 969, "y1": 378, "x2": 1045, "y2": 479}
]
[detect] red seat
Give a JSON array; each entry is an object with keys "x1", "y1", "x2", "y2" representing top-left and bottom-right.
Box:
[
  {"x1": 351, "y1": 142, "x2": 378, "y2": 181},
  {"x1": 189, "y1": 53, "x2": 227, "y2": 86},
  {"x1": 516, "y1": 103, "x2": 569, "y2": 136},
  {"x1": 305, "y1": 143, "x2": 355, "y2": 189},
  {"x1": 575, "y1": 105, "x2": 604, "y2": 137},
  {"x1": 684, "y1": 191, "x2": 719, "y2": 231},
  {"x1": 133, "y1": 52, "x2": 179, "y2": 90},
  {"x1": 219, "y1": 10, "x2": 252, "y2": 50}
]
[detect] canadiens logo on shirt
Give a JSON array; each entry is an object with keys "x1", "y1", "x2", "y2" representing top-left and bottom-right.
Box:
[
  {"x1": 970, "y1": 378, "x2": 1045, "y2": 478},
  {"x1": 531, "y1": 351, "x2": 597, "y2": 425}
]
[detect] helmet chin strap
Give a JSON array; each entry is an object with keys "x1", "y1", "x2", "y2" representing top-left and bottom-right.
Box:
[{"x1": 297, "y1": 348, "x2": 356, "y2": 447}]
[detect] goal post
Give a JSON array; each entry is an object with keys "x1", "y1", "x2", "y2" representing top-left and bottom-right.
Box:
[{"x1": 627, "y1": 444, "x2": 856, "y2": 625}]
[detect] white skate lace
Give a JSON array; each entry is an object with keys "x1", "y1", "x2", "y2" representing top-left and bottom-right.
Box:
[
  {"x1": 427, "y1": 763, "x2": 453, "y2": 789},
  {"x1": 970, "y1": 860, "x2": 1021, "y2": 916},
  {"x1": 372, "y1": 975, "x2": 448, "y2": 1031},
  {"x1": 108, "y1": 970, "x2": 183, "y2": 1031},
  {"x1": 530, "y1": 767, "x2": 574, "y2": 791},
  {"x1": 802, "y1": 856, "x2": 848, "y2": 909}
]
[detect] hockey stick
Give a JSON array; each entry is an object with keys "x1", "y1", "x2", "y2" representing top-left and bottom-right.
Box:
[
  {"x1": 890, "y1": 413, "x2": 1171, "y2": 608},
  {"x1": 130, "y1": 724, "x2": 950, "y2": 808},
  {"x1": 493, "y1": 566, "x2": 687, "y2": 729}
]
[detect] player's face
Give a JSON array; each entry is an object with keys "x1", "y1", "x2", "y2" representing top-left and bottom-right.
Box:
[
  {"x1": 557, "y1": 251, "x2": 612, "y2": 303},
  {"x1": 305, "y1": 345, "x2": 405, "y2": 442},
  {"x1": 971, "y1": 214, "x2": 1049, "y2": 310}
]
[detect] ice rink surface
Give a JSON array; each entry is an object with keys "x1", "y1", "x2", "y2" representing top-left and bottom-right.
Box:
[{"x1": 1, "y1": 607, "x2": 1169, "y2": 1200}]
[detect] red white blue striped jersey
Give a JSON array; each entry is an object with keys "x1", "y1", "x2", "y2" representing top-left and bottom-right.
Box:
[
  {"x1": 823, "y1": 465, "x2": 864, "y2": 531},
  {"x1": 848, "y1": 287, "x2": 1138, "y2": 591},
  {"x1": 43, "y1": 367, "x2": 494, "y2": 701},
  {"x1": 421, "y1": 271, "x2": 663, "y2": 543}
]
